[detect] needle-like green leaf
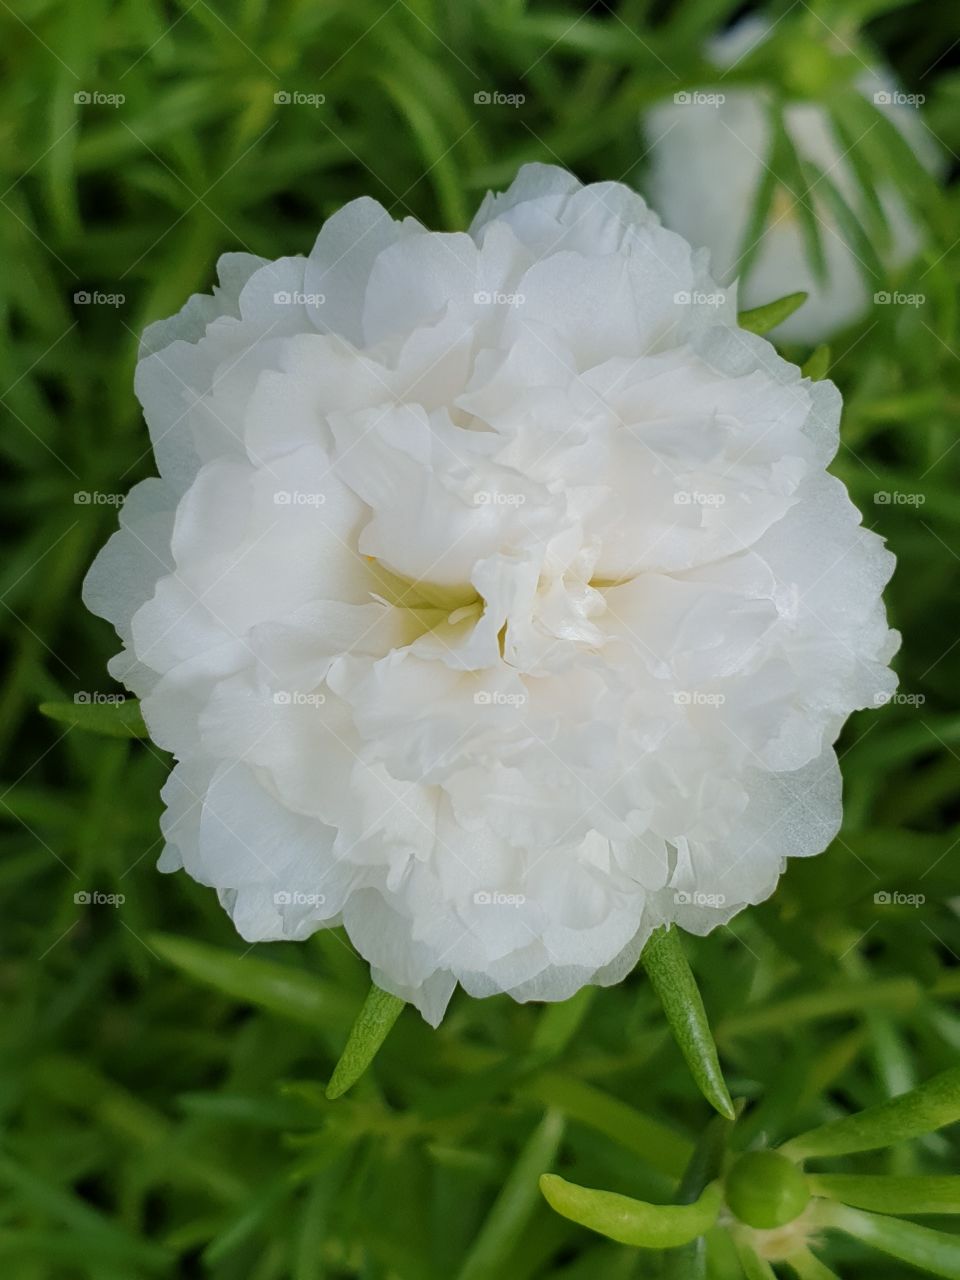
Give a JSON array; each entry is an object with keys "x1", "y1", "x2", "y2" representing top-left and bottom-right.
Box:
[
  {"x1": 786, "y1": 1248, "x2": 842, "y2": 1279},
  {"x1": 782, "y1": 1065, "x2": 960, "y2": 1159},
  {"x1": 326, "y1": 982, "x2": 405, "y2": 1099},
  {"x1": 39, "y1": 697, "x2": 148, "y2": 738},
  {"x1": 522, "y1": 1073, "x2": 692, "y2": 1178},
  {"x1": 539, "y1": 1173, "x2": 722, "y2": 1248},
  {"x1": 457, "y1": 1110, "x2": 565, "y2": 1280},
  {"x1": 733, "y1": 1237, "x2": 779, "y2": 1279},
  {"x1": 801, "y1": 344, "x2": 831, "y2": 381},
  {"x1": 768, "y1": 112, "x2": 828, "y2": 287},
  {"x1": 808, "y1": 1174, "x2": 960, "y2": 1215},
  {"x1": 738, "y1": 291, "x2": 809, "y2": 336},
  {"x1": 641, "y1": 927, "x2": 735, "y2": 1119},
  {"x1": 814, "y1": 1200, "x2": 960, "y2": 1279},
  {"x1": 148, "y1": 933, "x2": 355, "y2": 1042}
]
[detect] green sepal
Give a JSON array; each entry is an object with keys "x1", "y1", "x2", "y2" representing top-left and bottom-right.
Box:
[
  {"x1": 641, "y1": 926, "x2": 735, "y2": 1119},
  {"x1": 801, "y1": 344, "x2": 831, "y2": 380},
  {"x1": 738, "y1": 291, "x2": 808, "y2": 336},
  {"x1": 326, "y1": 982, "x2": 405, "y2": 1100}
]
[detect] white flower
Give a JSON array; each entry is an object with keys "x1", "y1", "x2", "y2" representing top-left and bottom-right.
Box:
[
  {"x1": 643, "y1": 19, "x2": 938, "y2": 342},
  {"x1": 84, "y1": 163, "x2": 898, "y2": 1024}
]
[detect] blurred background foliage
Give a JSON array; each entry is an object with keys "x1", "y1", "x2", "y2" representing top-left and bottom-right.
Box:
[{"x1": 1, "y1": 0, "x2": 959, "y2": 1275}]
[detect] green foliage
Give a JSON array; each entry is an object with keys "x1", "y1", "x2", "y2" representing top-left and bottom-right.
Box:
[
  {"x1": 784, "y1": 1066, "x2": 960, "y2": 1159},
  {"x1": 539, "y1": 1173, "x2": 722, "y2": 1247},
  {"x1": 641, "y1": 926, "x2": 734, "y2": 1119},
  {"x1": 39, "y1": 697, "x2": 148, "y2": 738},
  {"x1": 2, "y1": 0, "x2": 959, "y2": 1276},
  {"x1": 326, "y1": 984, "x2": 406, "y2": 1100},
  {"x1": 738, "y1": 291, "x2": 810, "y2": 336}
]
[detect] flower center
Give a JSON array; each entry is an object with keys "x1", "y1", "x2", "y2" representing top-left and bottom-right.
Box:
[{"x1": 366, "y1": 557, "x2": 480, "y2": 625}]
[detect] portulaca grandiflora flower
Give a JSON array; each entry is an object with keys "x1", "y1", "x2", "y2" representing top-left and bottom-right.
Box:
[
  {"x1": 643, "y1": 19, "x2": 938, "y2": 342},
  {"x1": 84, "y1": 163, "x2": 898, "y2": 1024}
]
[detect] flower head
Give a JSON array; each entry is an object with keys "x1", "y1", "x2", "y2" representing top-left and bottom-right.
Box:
[
  {"x1": 643, "y1": 19, "x2": 939, "y2": 341},
  {"x1": 84, "y1": 164, "x2": 897, "y2": 1023}
]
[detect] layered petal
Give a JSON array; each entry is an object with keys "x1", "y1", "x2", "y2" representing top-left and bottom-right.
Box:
[{"x1": 84, "y1": 163, "x2": 897, "y2": 1024}]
